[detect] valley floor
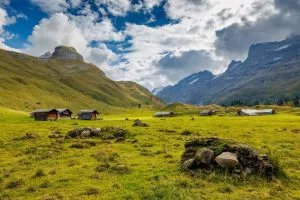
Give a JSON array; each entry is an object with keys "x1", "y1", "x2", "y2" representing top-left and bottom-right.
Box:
[{"x1": 0, "y1": 107, "x2": 299, "y2": 199}]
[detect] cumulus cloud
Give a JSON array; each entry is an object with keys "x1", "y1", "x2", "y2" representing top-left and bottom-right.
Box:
[
  {"x1": 30, "y1": 0, "x2": 69, "y2": 14},
  {"x1": 95, "y1": 0, "x2": 131, "y2": 16},
  {"x1": 215, "y1": 0, "x2": 300, "y2": 59},
  {"x1": 156, "y1": 50, "x2": 223, "y2": 82},
  {"x1": 25, "y1": 12, "x2": 119, "y2": 75}
]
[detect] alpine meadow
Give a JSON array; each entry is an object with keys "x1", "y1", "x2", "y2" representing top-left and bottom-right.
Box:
[{"x1": 0, "y1": 0, "x2": 300, "y2": 200}]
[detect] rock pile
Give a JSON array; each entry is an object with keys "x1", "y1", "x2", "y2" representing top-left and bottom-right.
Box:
[
  {"x1": 65, "y1": 127, "x2": 128, "y2": 140},
  {"x1": 132, "y1": 119, "x2": 149, "y2": 127},
  {"x1": 181, "y1": 137, "x2": 278, "y2": 180}
]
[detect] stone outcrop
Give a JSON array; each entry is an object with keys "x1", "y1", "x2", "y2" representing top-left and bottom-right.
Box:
[
  {"x1": 65, "y1": 127, "x2": 128, "y2": 140},
  {"x1": 51, "y1": 46, "x2": 84, "y2": 61},
  {"x1": 133, "y1": 119, "x2": 149, "y2": 127},
  {"x1": 181, "y1": 137, "x2": 280, "y2": 180}
]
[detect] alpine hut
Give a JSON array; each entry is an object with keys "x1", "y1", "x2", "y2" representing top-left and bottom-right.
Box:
[
  {"x1": 78, "y1": 110, "x2": 98, "y2": 120},
  {"x1": 31, "y1": 109, "x2": 59, "y2": 121},
  {"x1": 153, "y1": 111, "x2": 175, "y2": 117},
  {"x1": 237, "y1": 109, "x2": 275, "y2": 116},
  {"x1": 200, "y1": 110, "x2": 216, "y2": 116},
  {"x1": 57, "y1": 108, "x2": 73, "y2": 119}
]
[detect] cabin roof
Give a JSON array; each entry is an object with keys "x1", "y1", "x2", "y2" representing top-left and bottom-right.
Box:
[
  {"x1": 154, "y1": 111, "x2": 174, "y2": 115},
  {"x1": 200, "y1": 109, "x2": 213, "y2": 114},
  {"x1": 32, "y1": 109, "x2": 58, "y2": 113},
  {"x1": 78, "y1": 110, "x2": 98, "y2": 114},
  {"x1": 56, "y1": 108, "x2": 73, "y2": 114},
  {"x1": 239, "y1": 109, "x2": 274, "y2": 115}
]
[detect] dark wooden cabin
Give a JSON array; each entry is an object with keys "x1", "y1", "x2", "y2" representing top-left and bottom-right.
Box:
[
  {"x1": 57, "y1": 108, "x2": 73, "y2": 119},
  {"x1": 78, "y1": 110, "x2": 98, "y2": 120},
  {"x1": 31, "y1": 109, "x2": 58, "y2": 121},
  {"x1": 200, "y1": 110, "x2": 216, "y2": 116},
  {"x1": 153, "y1": 111, "x2": 175, "y2": 117}
]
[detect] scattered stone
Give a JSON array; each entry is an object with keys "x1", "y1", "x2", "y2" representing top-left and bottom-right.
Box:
[
  {"x1": 133, "y1": 119, "x2": 149, "y2": 127},
  {"x1": 215, "y1": 152, "x2": 239, "y2": 167},
  {"x1": 65, "y1": 127, "x2": 128, "y2": 140}
]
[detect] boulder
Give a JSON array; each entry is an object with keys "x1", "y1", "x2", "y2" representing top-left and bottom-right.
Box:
[
  {"x1": 81, "y1": 130, "x2": 91, "y2": 137},
  {"x1": 91, "y1": 128, "x2": 102, "y2": 136},
  {"x1": 182, "y1": 159, "x2": 195, "y2": 170},
  {"x1": 133, "y1": 119, "x2": 148, "y2": 127},
  {"x1": 194, "y1": 148, "x2": 214, "y2": 166},
  {"x1": 215, "y1": 152, "x2": 239, "y2": 167}
]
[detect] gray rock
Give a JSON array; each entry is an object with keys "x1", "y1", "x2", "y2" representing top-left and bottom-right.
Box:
[
  {"x1": 215, "y1": 152, "x2": 239, "y2": 167},
  {"x1": 92, "y1": 128, "x2": 102, "y2": 136},
  {"x1": 182, "y1": 159, "x2": 195, "y2": 170},
  {"x1": 81, "y1": 130, "x2": 91, "y2": 137},
  {"x1": 51, "y1": 46, "x2": 84, "y2": 61},
  {"x1": 194, "y1": 148, "x2": 214, "y2": 166}
]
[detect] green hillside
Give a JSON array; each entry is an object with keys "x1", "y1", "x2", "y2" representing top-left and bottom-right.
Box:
[{"x1": 0, "y1": 49, "x2": 164, "y2": 112}]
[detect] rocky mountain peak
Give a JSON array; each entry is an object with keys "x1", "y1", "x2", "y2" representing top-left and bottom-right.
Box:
[
  {"x1": 51, "y1": 45, "x2": 84, "y2": 62},
  {"x1": 39, "y1": 52, "x2": 52, "y2": 59},
  {"x1": 227, "y1": 60, "x2": 242, "y2": 71}
]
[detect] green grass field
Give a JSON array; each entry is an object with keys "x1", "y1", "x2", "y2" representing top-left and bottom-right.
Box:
[{"x1": 0, "y1": 107, "x2": 299, "y2": 200}]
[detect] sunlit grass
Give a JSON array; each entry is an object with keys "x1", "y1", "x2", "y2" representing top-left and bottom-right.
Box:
[{"x1": 0, "y1": 107, "x2": 299, "y2": 199}]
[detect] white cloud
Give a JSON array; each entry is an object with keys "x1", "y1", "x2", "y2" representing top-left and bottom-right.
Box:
[
  {"x1": 108, "y1": 0, "x2": 278, "y2": 89},
  {"x1": 25, "y1": 12, "x2": 119, "y2": 75},
  {"x1": 95, "y1": 0, "x2": 131, "y2": 16},
  {"x1": 69, "y1": 0, "x2": 81, "y2": 8},
  {"x1": 30, "y1": 0, "x2": 69, "y2": 14},
  {"x1": 26, "y1": 13, "x2": 87, "y2": 55}
]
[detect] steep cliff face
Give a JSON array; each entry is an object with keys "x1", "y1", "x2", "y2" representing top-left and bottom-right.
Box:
[
  {"x1": 157, "y1": 36, "x2": 300, "y2": 105},
  {"x1": 51, "y1": 46, "x2": 84, "y2": 61}
]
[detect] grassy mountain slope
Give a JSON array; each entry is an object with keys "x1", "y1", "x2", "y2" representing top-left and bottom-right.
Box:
[{"x1": 0, "y1": 49, "x2": 164, "y2": 112}]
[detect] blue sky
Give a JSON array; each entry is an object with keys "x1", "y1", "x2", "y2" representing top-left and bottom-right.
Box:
[{"x1": 0, "y1": 0, "x2": 299, "y2": 89}]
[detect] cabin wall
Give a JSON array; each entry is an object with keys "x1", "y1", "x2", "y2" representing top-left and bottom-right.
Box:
[
  {"x1": 34, "y1": 113, "x2": 48, "y2": 121},
  {"x1": 92, "y1": 113, "x2": 97, "y2": 120},
  {"x1": 48, "y1": 111, "x2": 58, "y2": 121}
]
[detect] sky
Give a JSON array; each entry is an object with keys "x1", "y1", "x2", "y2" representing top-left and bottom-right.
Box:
[{"x1": 0, "y1": 0, "x2": 300, "y2": 90}]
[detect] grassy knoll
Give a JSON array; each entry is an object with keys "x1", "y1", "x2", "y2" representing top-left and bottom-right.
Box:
[{"x1": 0, "y1": 107, "x2": 299, "y2": 199}]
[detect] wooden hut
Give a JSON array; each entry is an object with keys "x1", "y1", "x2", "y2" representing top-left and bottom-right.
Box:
[
  {"x1": 153, "y1": 111, "x2": 175, "y2": 117},
  {"x1": 31, "y1": 109, "x2": 58, "y2": 121},
  {"x1": 200, "y1": 110, "x2": 216, "y2": 116},
  {"x1": 57, "y1": 108, "x2": 73, "y2": 119},
  {"x1": 237, "y1": 109, "x2": 275, "y2": 116},
  {"x1": 78, "y1": 110, "x2": 98, "y2": 120}
]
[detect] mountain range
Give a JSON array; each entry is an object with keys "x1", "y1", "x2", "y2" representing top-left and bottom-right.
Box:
[
  {"x1": 0, "y1": 46, "x2": 163, "y2": 111},
  {"x1": 156, "y1": 35, "x2": 300, "y2": 105}
]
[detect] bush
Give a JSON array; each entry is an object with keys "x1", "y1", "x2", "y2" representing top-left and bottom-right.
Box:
[
  {"x1": 95, "y1": 163, "x2": 110, "y2": 172},
  {"x1": 6, "y1": 179, "x2": 24, "y2": 189},
  {"x1": 33, "y1": 169, "x2": 46, "y2": 178},
  {"x1": 181, "y1": 130, "x2": 193, "y2": 135},
  {"x1": 85, "y1": 187, "x2": 100, "y2": 195}
]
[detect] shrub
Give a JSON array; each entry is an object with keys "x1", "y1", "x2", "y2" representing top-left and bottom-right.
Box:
[
  {"x1": 95, "y1": 163, "x2": 110, "y2": 172},
  {"x1": 33, "y1": 169, "x2": 46, "y2": 178},
  {"x1": 181, "y1": 130, "x2": 193, "y2": 135},
  {"x1": 85, "y1": 187, "x2": 100, "y2": 195},
  {"x1": 110, "y1": 164, "x2": 132, "y2": 174},
  {"x1": 40, "y1": 180, "x2": 51, "y2": 188},
  {"x1": 6, "y1": 179, "x2": 24, "y2": 189}
]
